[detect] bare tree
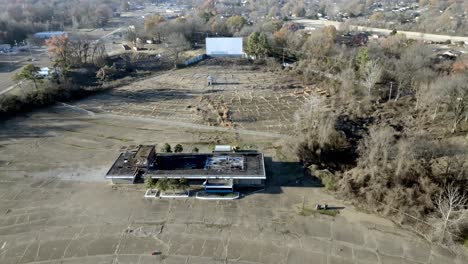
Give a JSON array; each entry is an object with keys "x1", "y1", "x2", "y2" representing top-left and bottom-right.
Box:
[
  {"x1": 165, "y1": 33, "x2": 191, "y2": 68},
  {"x1": 434, "y1": 183, "x2": 467, "y2": 245},
  {"x1": 91, "y1": 40, "x2": 107, "y2": 67},
  {"x1": 362, "y1": 60, "x2": 382, "y2": 96},
  {"x1": 392, "y1": 44, "x2": 432, "y2": 101},
  {"x1": 421, "y1": 74, "x2": 468, "y2": 132},
  {"x1": 357, "y1": 125, "x2": 396, "y2": 178}
]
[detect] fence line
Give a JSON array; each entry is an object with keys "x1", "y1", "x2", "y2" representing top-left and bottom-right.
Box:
[{"x1": 183, "y1": 54, "x2": 207, "y2": 66}]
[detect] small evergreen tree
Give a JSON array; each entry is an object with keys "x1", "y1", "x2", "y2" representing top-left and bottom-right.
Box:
[
  {"x1": 168, "y1": 178, "x2": 179, "y2": 191},
  {"x1": 174, "y1": 144, "x2": 183, "y2": 153},
  {"x1": 13, "y1": 64, "x2": 42, "y2": 90},
  {"x1": 161, "y1": 143, "x2": 172, "y2": 153},
  {"x1": 178, "y1": 178, "x2": 190, "y2": 190},
  {"x1": 246, "y1": 32, "x2": 269, "y2": 58},
  {"x1": 192, "y1": 147, "x2": 199, "y2": 153},
  {"x1": 246, "y1": 32, "x2": 260, "y2": 56},
  {"x1": 155, "y1": 178, "x2": 169, "y2": 191},
  {"x1": 145, "y1": 176, "x2": 155, "y2": 189}
]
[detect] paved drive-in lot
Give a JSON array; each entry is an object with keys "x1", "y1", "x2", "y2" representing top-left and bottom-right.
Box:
[
  {"x1": 0, "y1": 176, "x2": 465, "y2": 264},
  {"x1": 0, "y1": 63, "x2": 467, "y2": 263}
]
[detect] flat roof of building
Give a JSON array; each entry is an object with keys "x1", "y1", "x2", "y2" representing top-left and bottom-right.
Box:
[
  {"x1": 106, "y1": 152, "x2": 139, "y2": 177},
  {"x1": 106, "y1": 150, "x2": 265, "y2": 180},
  {"x1": 135, "y1": 145, "x2": 154, "y2": 159}
]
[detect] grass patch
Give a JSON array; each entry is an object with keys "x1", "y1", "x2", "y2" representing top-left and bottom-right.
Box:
[
  {"x1": 317, "y1": 209, "x2": 340, "y2": 217},
  {"x1": 322, "y1": 174, "x2": 338, "y2": 191}
]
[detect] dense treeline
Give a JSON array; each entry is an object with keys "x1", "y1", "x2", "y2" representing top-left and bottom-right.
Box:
[
  {"x1": 284, "y1": 24, "x2": 467, "y2": 250},
  {"x1": 1, "y1": 0, "x2": 466, "y2": 45},
  {"x1": 0, "y1": 0, "x2": 119, "y2": 44},
  {"x1": 188, "y1": 2, "x2": 467, "y2": 248},
  {"x1": 190, "y1": 0, "x2": 468, "y2": 35},
  {"x1": 181, "y1": 0, "x2": 467, "y2": 250}
]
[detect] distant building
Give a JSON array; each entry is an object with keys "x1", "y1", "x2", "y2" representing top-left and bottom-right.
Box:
[
  {"x1": 36, "y1": 67, "x2": 51, "y2": 78},
  {"x1": 105, "y1": 145, "x2": 266, "y2": 189},
  {"x1": 206, "y1": 37, "x2": 244, "y2": 57},
  {"x1": 0, "y1": 44, "x2": 11, "y2": 51},
  {"x1": 33, "y1": 31, "x2": 68, "y2": 39}
]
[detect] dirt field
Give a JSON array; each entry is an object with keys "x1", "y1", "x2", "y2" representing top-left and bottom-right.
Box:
[
  {"x1": 0, "y1": 63, "x2": 467, "y2": 263},
  {"x1": 75, "y1": 62, "x2": 307, "y2": 134}
]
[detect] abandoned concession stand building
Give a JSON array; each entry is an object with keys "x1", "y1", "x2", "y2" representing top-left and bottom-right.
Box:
[{"x1": 105, "y1": 145, "x2": 266, "y2": 189}]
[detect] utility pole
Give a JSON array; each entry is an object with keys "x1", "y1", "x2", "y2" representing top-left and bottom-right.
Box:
[
  {"x1": 8, "y1": 47, "x2": 13, "y2": 72},
  {"x1": 27, "y1": 40, "x2": 34, "y2": 61}
]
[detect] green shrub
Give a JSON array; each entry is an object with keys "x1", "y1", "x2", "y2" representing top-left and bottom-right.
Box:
[
  {"x1": 322, "y1": 174, "x2": 337, "y2": 191},
  {"x1": 168, "y1": 178, "x2": 179, "y2": 191},
  {"x1": 464, "y1": 233, "x2": 468, "y2": 249},
  {"x1": 145, "y1": 176, "x2": 155, "y2": 189},
  {"x1": 155, "y1": 178, "x2": 169, "y2": 191},
  {"x1": 178, "y1": 178, "x2": 190, "y2": 190},
  {"x1": 174, "y1": 144, "x2": 183, "y2": 153},
  {"x1": 161, "y1": 143, "x2": 172, "y2": 153}
]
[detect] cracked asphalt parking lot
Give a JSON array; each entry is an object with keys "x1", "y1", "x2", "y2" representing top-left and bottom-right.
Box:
[
  {"x1": 0, "y1": 64, "x2": 467, "y2": 264},
  {"x1": 0, "y1": 176, "x2": 466, "y2": 264}
]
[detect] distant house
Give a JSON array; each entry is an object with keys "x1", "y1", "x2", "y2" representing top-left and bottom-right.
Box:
[
  {"x1": 35, "y1": 67, "x2": 57, "y2": 78},
  {"x1": 437, "y1": 50, "x2": 462, "y2": 60},
  {"x1": 206, "y1": 37, "x2": 244, "y2": 57},
  {"x1": 36, "y1": 67, "x2": 50, "y2": 78},
  {"x1": 339, "y1": 32, "x2": 369, "y2": 47},
  {"x1": 33, "y1": 31, "x2": 68, "y2": 39}
]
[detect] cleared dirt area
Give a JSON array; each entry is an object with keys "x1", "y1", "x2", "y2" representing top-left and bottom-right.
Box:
[
  {"x1": 75, "y1": 62, "x2": 307, "y2": 134},
  {"x1": 0, "y1": 63, "x2": 467, "y2": 263}
]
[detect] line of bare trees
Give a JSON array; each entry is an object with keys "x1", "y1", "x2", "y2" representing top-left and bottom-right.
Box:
[
  {"x1": 0, "y1": 0, "x2": 121, "y2": 44},
  {"x1": 288, "y1": 18, "x2": 467, "y2": 251}
]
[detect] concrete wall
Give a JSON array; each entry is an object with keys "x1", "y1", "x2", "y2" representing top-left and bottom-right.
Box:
[
  {"x1": 234, "y1": 179, "x2": 265, "y2": 187},
  {"x1": 111, "y1": 178, "x2": 134, "y2": 184}
]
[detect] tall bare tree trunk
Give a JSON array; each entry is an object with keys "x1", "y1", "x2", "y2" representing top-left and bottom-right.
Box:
[
  {"x1": 432, "y1": 103, "x2": 439, "y2": 121},
  {"x1": 394, "y1": 82, "x2": 401, "y2": 102},
  {"x1": 388, "y1": 82, "x2": 393, "y2": 101}
]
